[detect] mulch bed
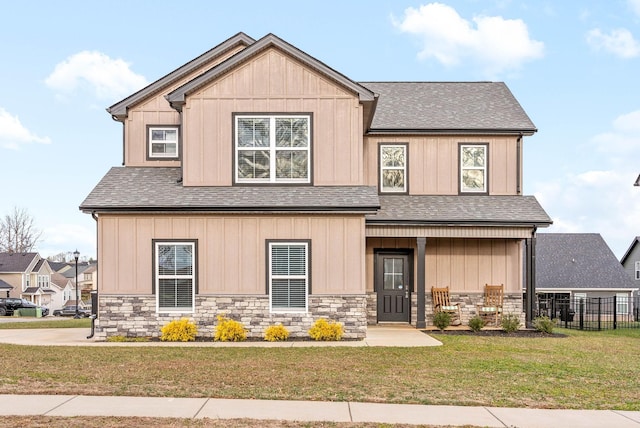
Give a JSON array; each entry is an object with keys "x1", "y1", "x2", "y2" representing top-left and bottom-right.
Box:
[{"x1": 423, "y1": 329, "x2": 567, "y2": 338}]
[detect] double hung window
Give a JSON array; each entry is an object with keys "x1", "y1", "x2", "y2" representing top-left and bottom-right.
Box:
[
  {"x1": 154, "y1": 241, "x2": 196, "y2": 312},
  {"x1": 635, "y1": 261, "x2": 640, "y2": 280},
  {"x1": 235, "y1": 115, "x2": 311, "y2": 183},
  {"x1": 148, "y1": 126, "x2": 179, "y2": 159},
  {"x1": 460, "y1": 144, "x2": 488, "y2": 193},
  {"x1": 380, "y1": 144, "x2": 407, "y2": 193},
  {"x1": 268, "y1": 241, "x2": 309, "y2": 312}
]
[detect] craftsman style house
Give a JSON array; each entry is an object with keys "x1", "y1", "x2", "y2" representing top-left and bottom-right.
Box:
[{"x1": 81, "y1": 33, "x2": 551, "y2": 339}]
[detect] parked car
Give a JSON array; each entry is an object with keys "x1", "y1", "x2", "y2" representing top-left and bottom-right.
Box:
[
  {"x1": 53, "y1": 305, "x2": 91, "y2": 317},
  {"x1": 0, "y1": 298, "x2": 49, "y2": 317}
]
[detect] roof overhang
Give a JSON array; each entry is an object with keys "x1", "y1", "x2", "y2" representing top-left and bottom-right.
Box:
[{"x1": 366, "y1": 128, "x2": 537, "y2": 136}]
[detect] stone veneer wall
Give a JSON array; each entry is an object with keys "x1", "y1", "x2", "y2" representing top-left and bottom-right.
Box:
[
  {"x1": 366, "y1": 291, "x2": 525, "y2": 326},
  {"x1": 94, "y1": 294, "x2": 367, "y2": 340}
]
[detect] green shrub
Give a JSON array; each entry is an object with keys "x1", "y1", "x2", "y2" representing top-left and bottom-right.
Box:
[
  {"x1": 308, "y1": 318, "x2": 343, "y2": 341},
  {"x1": 214, "y1": 315, "x2": 247, "y2": 342},
  {"x1": 433, "y1": 311, "x2": 451, "y2": 330},
  {"x1": 533, "y1": 316, "x2": 555, "y2": 334},
  {"x1": 264, "y1": 323, "x2": 290, "y2": 342},
  {"x1": 160, "y1": 318, "x2": 198, "y2": 342},
  {"x1": 468, "y1": 315, "x2": 486, "y2": 332},
  {"x1": 501, "y1": 313, "x2": 521, "y2": 333}
]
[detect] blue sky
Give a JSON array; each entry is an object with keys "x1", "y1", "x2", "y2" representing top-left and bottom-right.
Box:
[{"x1": 1, "y1": 0, "x2": 639, "y2": 260}]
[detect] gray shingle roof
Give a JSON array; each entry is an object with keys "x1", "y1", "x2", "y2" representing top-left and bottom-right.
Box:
[
  {"x1": 367, "y1": 195, "x2": 551, "y2": 225},
  {"x1": 360, "y1": 82, "x2": 536, "y2": 133},
  {"x1": 536, "y1": 233, "x2": 637, "y2": 290},
  {"x1": 0, "y1": 252, "x2": 38, "y2": 272},
  {"x1": 80, "y1": 167, "x2": 380, "y2": 212},
  {"x1": 0, "y1": 279, "x2": 13, "y2": 290},
  {"x1": 620, "y1": 236, "x2": 640, "y2": 264}
]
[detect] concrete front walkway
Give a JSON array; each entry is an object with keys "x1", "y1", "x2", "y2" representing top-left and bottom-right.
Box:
[
  {"x1": 1, "y1": 395, "x2": 639, "y2": 427},
  {"x1": 0, "y1": 324, "x2": 442, "y2": 347}
]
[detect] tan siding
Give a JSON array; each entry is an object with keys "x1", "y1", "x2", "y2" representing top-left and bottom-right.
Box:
[
  {"x1": 98, "y1": 214, "x2": 365, "y2": 297},
  {"x1": 123, "y1": 45, "x2": 247, "y2": 167},
  {"x1": 364, "y1": 135, "x2": 519, "y2": 195},
  {"x1": 182, "y1": 49, "x2": 363, "y2": 186}
]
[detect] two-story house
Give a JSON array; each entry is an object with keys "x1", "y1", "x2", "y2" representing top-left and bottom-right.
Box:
[
  {"x1": 80, "y1": 33, "x2": 551, "y2": 339},
  {"x1": 0, "y1": 252, "x2": 56, "y2": 308}
]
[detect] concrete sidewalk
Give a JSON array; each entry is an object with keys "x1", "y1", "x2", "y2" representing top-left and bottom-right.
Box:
[
  {"x1": 0, "y1": 324, "x2": 443, "y2": 347},
  {"x1": 1, "y1": 395, "x2": 639, "y2": 427}
]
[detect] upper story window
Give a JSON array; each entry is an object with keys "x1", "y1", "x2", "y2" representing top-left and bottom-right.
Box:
[
  {"x1": 635, "y1": 261, "x2": 640, "y2": 280},
  {"x1": 38, "y1": 275, "x2": 49, "y2": 288},
  {"x1": 148, "y1": 126, "x2": 179, "y2": 159},
  {"x1": 154, "y1": 240, "x2": 196, "y2": 313},
  {"x1": 235, "y1": 114, "x2": 311, "y2": 184},
  {"x1": 380, "y1": 144, "x2": 408, "y2": 193},
  {"x1": 460, "y1": 144, "x2": 488, "y2": 194}
]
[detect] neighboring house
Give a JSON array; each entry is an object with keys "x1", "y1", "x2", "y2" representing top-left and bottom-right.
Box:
[
  {"x1": 53, "y1": 261, "x2": 97, "y2": 305},
  {"x1": 0, "y1": 279, "x2": 13, "y2": 298},
  {"x1": 0, "y1": 252, "x2": 58, "y2": 307},
  {"x1": 50, "y1": 272, "x2": 75, "y2": 310},
  {"x1": 80, "y1": 32, "x2": 551, "y2": 339},
  {"x1": 620, "y1": 236, "x2": 640, "y2": 290},
  {"x1": 536, "y1": 233, "x2": 638, "y2": 319}
]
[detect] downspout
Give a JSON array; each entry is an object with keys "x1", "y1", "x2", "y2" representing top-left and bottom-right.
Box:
[
  {"x1": 87, "y1": 211, "x2": 99, "y2": 339},
  {"x1": 516, "y1": 133, "x2": 523, "y2": 195}
]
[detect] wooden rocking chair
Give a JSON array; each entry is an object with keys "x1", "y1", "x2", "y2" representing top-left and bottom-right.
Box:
[
  {"x1": 431, "y1": 286, "x2": 461, "y2": 326},
  {"x1": 477, "y1": 284, "x2": 504, "y2": 326}
]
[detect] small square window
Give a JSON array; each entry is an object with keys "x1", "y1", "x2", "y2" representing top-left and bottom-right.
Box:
[{"x1": 148, "y1": 126, "x2": 179, "y2": 159}]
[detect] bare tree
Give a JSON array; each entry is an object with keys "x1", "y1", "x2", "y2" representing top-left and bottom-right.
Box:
[{"x1": 0, "y1": 207, "x2": 43, "y2": 253}]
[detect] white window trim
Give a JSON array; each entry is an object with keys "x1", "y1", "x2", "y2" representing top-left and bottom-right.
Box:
[
  {"x1": 460, "y1": 144, "x2": 488, "y2": 193},
  {"x1": 616, "y1": 293, "x2": 629, "y2": 315},
  {"x1": 380, "y1": 144, "x2": 407, "y2": 193},
  {"x1": 148, "y1": 126, "x2": 179, "y2": 159},
  {"x1": 235, "y1": 115, "x2": 311, "y2": 184},
  {"x1": 268, "y1": 241, "x2": 309, "y2": 313},
  {"x1": 154, "y1": 241, "x2": 196, "y2": 314},
  {"x1": 635, "y1": 261, "x2": 640, "y2": 280}
]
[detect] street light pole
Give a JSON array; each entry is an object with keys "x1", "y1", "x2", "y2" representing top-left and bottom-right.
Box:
[{"x1": 73, "y1": 249, "x2": 80, "y2": 319}]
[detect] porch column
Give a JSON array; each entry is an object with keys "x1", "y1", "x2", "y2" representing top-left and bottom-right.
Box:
[
  {"x1": 416, "y1": 237, "x2": 426, "y2": 328},
  {"x1": 525, "y1": 228, "x2": 537, "y2": 328}
]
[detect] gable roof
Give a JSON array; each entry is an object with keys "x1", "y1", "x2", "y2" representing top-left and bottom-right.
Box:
[
  {"x1": 166, "y1": 33, "x2": 376, "y2": 109},
  {"x1": 360, "y1": 82, "x2": 536, "y2": 134},
  {"x1": 536, "y1": 233, "x2": 637, "y2": 290},
  {"x1": 107, "y1": 32, "x2": 256, "y2": 119},
  {"x1": 620, "y1": 236, "x2": 640, "y2": 265},
  {"x1": 0, "y1": 252, "x2": 39, "y2": 273},
  {"x1": 0, "y1": 279, "x2": 13, "y2": 290},
  {"x1": 367, "y1": 195, "x2": 551, "y2": 226},
  {"x1": 80, "y1": 167, "x2": 380, "y2": 213}
]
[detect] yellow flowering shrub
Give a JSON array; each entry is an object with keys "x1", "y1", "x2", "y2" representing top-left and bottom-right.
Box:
[
  {"x1": 214, "y1": 315, "x2": 247, "y2": 342},
  {"x1": 308, "y1": 318, "x2": 343, "y2": 341},
  {"x1": 160, "y1": 318, "x2": 198, "y2": 342},
  {"x1": 264, "y1": 323, "x2": 290, "y2": 342}
]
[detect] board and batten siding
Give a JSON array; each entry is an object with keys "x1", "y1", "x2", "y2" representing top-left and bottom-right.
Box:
[
  {"x1": 181, "y1": 48, "x2": 364, "y2": 186},
  {"x1": 98, "y1": 214, "x2": 366, "y2": 296},
  {"x1": 364, "y1": 135, "x2": 520, "y2": 195},
  {"x1": 365, "y1": 238, "x2": 522, "y2": 293},
  {"x1": 123, "y1": 45, "x2": 247, "y2": 167}
]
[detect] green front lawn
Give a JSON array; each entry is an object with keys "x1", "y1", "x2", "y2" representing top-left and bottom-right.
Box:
[
  {"x1": 0, "y1": 318, "x2": 91, "y2": 328},
  {"x1": 1, "y1": 328, "x2": 638, "y2": 410}
]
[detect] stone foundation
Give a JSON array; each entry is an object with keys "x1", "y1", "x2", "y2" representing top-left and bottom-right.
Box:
[
  {"x1": 366, "y1": 291, "x2": 525, "y2": 326},
  {"x1": 94, "y1": 294, "x2": 367, "y2": 340}
]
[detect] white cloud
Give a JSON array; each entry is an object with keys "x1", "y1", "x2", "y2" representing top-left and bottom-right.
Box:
[
  {"x1": 586, "y1": 28, "x2": 640, "y2": 58},
  {"x1": 393, "y1": 2, "x2": 544, "y2": 76},
  {"x1": 532, "y1": 111, "x2": 640, "y2": 258},
  {"x1": 629, "y1": 0, "x2": 640, "y2": 17},
  {"x1": 0, "y1": 107, "x2": 51, "y2": 150},
  {"x1": 45, "y1": 51, "x2": 148, "y2": 100}
]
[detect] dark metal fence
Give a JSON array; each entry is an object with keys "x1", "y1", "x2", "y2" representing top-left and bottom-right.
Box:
[{"x1": 536, "y1": 295, "x2": 640, "y2": 331}]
